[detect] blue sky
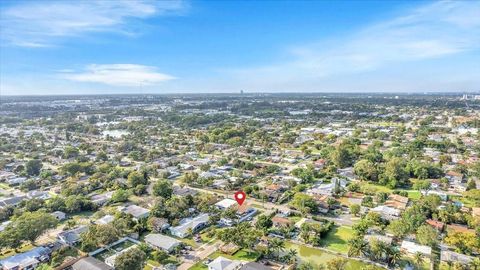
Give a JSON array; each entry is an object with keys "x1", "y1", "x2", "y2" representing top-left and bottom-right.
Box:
[{"x1": 1, "y1": 0, "x2": 479, "y2": 95}]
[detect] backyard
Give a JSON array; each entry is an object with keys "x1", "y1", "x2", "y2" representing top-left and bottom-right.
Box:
[
  {"x1": 321, "y1": 225, "x2": 354, "y2": 253},
  {"x1": 285, "y1": 242, "x2": 383, "y2": 270}
]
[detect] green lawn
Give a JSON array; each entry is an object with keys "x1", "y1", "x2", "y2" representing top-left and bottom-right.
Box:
[
  {"x1": 71, "y1": 211, "x2": 95, "y2": 222},
  {"x1": 399, "y1": 258, "x2": 431, "y2": 270},
  {"x1": 359, "y1": 182, "x2": 393, "y2": 194},
  {"x1": 0, "y1": 183, "x2": 11, "y2": 189},
  {"x1": 0, "y1": 243, "x2": 35, "y2": 259},
  {"x1": 285, "y1": 242, "x2": 381, "y2": 270},
  {"x1": 396, "y1": 189, "x2": 422, "y2": 200},
  {"x1": 321, "y1": 226, "x2": 354, "y2": 254},
  {"x1": 200, "y1": 231, "x2": 215, "y2": 243},
  {"x1": 209, "y1": 249, "x2": 260, "y2": 261},
  {"x1": 358, "y1": 182, "x2": 424, "y2": 200},
  {"x1": 178, "y1": 237, "x2": 199, "y2": 248},
  {"x1": 189, "y1": 262, "x2": 208, "y2": 270}
]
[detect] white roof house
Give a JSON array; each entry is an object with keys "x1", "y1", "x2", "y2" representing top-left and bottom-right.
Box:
[
  {"x1": 145, "y1": 234, "x2": 181, "y2": 253},
  {"x1": 208, "y1": 256, "x2": 243, "y2": 270},
  {"x1": 306, "y1": 178, "x2": 347, "y2": 196},
  {"x1": 95, "y1": 215, "x2": 115, "y2": 225},
  {"x1": 215, "y1": 198, "x2": 237, "y2": 210},
  {"x1": 58, "y1": 225, "x2": 88, "y2": 245},
  {"x1": 401, "y1": 240, "x2": 432, "y2": 256},
  {"x1": 170, "y1": 213, "x2": 209, "y2": 238},
  {"x1": 370, "y1": 205, "x2": 401, "y2": 220},
  {"x1": 440, "y1": 250, "x2": 474, "y2": 264}
]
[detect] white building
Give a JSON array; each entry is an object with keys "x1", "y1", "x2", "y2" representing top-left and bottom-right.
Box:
[
  {"x1": 145, "y1": 234, "x2": 181, "y2": 253},
  {"x1": 401, "y1": 240, "x2": 431, "y2": 256},
  {"x1": 215, "y1": 198, "x2": 237, "y2": 210},
  {"x1": 170, "y1": 213, "x2": 209, "y2": 238}
]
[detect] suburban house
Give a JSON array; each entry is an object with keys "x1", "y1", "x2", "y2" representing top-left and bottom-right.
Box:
[
  {"x1": 0, "y1": 247, "x2": 51, "y2": 270},
  {"x1": 370, "y1": 205, "x2": 400, "y2": 220},
  {"x1": 118, "y1": 204, "x2": 150, "y2": 220},
  {"x1": 337, "y1": 167, "x2": 356, "y2": 180},
  {"x1": 145, "y1": 233, "x2": 181, "y2": 253},
  {"x1": 215, "y1": 198, "x2": 237, "y2": 210},
  {"x1": 0, "y1": 196, "x2": 26, "y2": 208},
  {"x1": 207, "y1": 256, "x2": 242, "y2": 270},
  {"x1": 219, "y1": 203, "x2": 257, "y2": 227},
  {"x1": 445, "y1": 171, "x2": 463, "y2": 184},
  {"x1": 90, "y1": 191, "x2": 114, "y2": 205},
  {"x1": 271, "y1": 216, "x2": 293, "y2": 228},
  {"x1": 240, "y1": 262, "x2": 273, "y2": 270},
  {"x1": 51, "y1": 211, "x2": 67, "y2": 221},
  {"x1": 440, "y1": 250, "x2": 474, "y2": 265},
  {"x1": 426, "y1": 219, "x2": 445, "y2": 231},
  {"x1": 71, "y1": 256, "x2": 113, "y2": 270},
  {"x1": 95, "y1": 215, "x2": 115, "y2": 225},
  {"x1": 170, "y1": 213, "x2": 210, "y2": 238},
  {"x1": 400, "y1": 240, "x2": 432, "y2": 256},
  {"x1": 58, "y1": 225, "x2": 88, "y2": 245},
  {"x1": 148, "y1": 217, "x2": 170, "y2": 232},
  {"x1": 421, "y1": 190, "x2": 448, "y2": 201},
  {"x1": 384, "y1": 194, "x2": 409, "y2": 210},
  {"x1": 264, "y1": 184, "x2": 285, "y2": 201},
  {"x1": 306, "y1": 178, "x2": 346, "y2": 196}
]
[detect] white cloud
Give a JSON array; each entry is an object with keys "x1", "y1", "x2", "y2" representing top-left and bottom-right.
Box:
[
  {"x1": 64, "y1": 64, "x2": 175, "y2": 86},
  {"x1": 223, "y1": 1, "x2": 480, "y2": 91},
  {"x1": 0, "y1": 0, "x2": 187, "y2": 47}
]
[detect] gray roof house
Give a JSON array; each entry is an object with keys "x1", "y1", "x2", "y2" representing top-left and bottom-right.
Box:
[
  {"x1": 240, "y1": 262, "x2": 272, "y2": 270},
  {"x1": 58, "y1": 225, "x2": 88, "y2": 245},
  {"x1": 145, "y1": 234, "x2": 181, "y2": 253},
  {"x1": 27, "y1": 190, "x2": 51, "y2": 200},
  {"x1": 51, "y1": 211, "x2": 67, "y2": 221},
  {"x1": 170, "y1": 213, "x2": 209, "y2": 238},
  {"x1": 0, "y1": 247, "x2": 51, "y2": 270},
  {"x1": 90, "y1": 191, "x2": 114, "y2": 205},
  {"x1": 0, "y1": 195, "x2": 26, "y2": 208},
  {"x1": 72, "y1": 256, "x2": 113, "y2": 270},
  {"x1": 119, "y1": 205, "x2": 150, "y2": 220}
]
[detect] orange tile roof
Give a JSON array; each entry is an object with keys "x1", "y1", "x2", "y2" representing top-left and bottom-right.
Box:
[{"x1": 426, "y1": 219, "x2": 444, "y2": 229}]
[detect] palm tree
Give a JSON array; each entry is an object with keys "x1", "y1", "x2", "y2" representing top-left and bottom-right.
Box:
[
  {"x1": 287, "y1": 249, "x2": 298, "y2": 264},
  {"x1": 347, "y1": 237, "x2": 368, "y2": 257},
  {"x1": 300, "y1": 225, "x2": 311, "y2": 243},
  {"x1": 269, "y1": 238, "x2": 285, "y2": 259},
  {"x1": 413, "y1": 252, "x2": 424, "y2": 269},
  {"x1": 385, "y1": 247, "x2": 402, "y2": 267}
]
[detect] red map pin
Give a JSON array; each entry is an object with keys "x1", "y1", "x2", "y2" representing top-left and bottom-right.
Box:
[{"x1": 234, "y1": 190, "x2": 246, "y2": 205}]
